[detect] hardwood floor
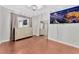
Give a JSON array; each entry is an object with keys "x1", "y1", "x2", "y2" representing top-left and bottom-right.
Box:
[{"x1": 0, "y1": 36, "x2": 79, "y2": 54}]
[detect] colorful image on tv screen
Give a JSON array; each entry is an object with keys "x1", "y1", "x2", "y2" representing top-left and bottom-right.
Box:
[{"x1": 50, "y1": 6, "x2": 79, "y2": 24}]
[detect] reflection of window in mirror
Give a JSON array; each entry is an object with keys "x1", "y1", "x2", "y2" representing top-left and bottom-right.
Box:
[
  {"x1": 18, "y1": 18, "x2": 23, "y2": 28},
  {"x1": 18, "y1": 17, "x2": 23, "y2": 28}
]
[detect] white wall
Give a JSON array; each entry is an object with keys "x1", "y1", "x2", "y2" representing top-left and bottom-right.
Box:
[
  {"x1": 32, "y1": 15, "x2": 40, "y2": 36},
  {"x1": 48, "y1": 5, "x2": 79, "y2": 48},
  {"x1": 58, "y1": 24, "x2": 79, "y2": 46},
  {"x1": 0, "y1": 6, "x2": 33, "y2": 43},
  {"x1": 0, "y1": 6, "x2": 2, "y2": 40},
  {"x1": 0, "y1": 6, "x2": 11, "y2": 42}
]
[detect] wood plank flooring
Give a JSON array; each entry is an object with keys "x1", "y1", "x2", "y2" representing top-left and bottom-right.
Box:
[{"x1": 0, "y1": 36, "x2": 79, "y2": 54}]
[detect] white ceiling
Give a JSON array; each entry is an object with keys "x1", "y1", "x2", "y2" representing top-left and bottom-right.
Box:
[{"x1": 1, "y1": 5, "x2": 76, "y2": 17}]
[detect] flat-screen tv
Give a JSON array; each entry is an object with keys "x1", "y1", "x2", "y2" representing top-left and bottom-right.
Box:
[
  {"x1": 50, "y1": 6, "x2": 79, "y2": 24},
  {"x1": 23, "y1": 20, "x2": 27, "y2": 25}
]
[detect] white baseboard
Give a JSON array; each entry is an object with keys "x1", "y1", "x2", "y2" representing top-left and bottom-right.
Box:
[
  {"x1": 48, "y1": 37, "x2": 79, "y2": 48},
  {"x1": 0, "y1": 40, "x2": 9, "y2": 44}
]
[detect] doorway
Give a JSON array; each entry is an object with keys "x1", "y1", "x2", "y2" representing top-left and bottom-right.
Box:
[{"x1": 39, "y1": 20, "x2": 48, "y2": 37}]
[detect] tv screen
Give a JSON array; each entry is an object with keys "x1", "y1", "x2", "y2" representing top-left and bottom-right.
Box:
[
  {"x1": 23, "y1": 20, "x2": 27, "y2": 25},
  {"x1": 50, "y1": 6, "x2": 79, "y2": 24}
]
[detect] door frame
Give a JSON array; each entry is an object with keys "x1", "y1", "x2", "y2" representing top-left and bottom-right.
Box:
[{"x1": 10, "y1": 13, "x2": 15, "y2": 41}]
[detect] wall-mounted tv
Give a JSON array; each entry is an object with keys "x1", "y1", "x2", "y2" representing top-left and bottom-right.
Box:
[
  {"x1": 23, "y1": 20, "x2": 27, "y2": 25},
  {"x1": 50, "y1": 6, "x2": 79, "y2": 24}
]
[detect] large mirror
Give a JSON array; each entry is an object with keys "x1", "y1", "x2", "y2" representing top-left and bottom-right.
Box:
[{"x1": 17, "y1": 16, "x2": 29, "y2": 28}]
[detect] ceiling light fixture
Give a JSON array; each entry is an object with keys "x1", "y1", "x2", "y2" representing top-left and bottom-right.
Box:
[{"x1": 27, "y1": 5, "x2": 43, "y2": 11}]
